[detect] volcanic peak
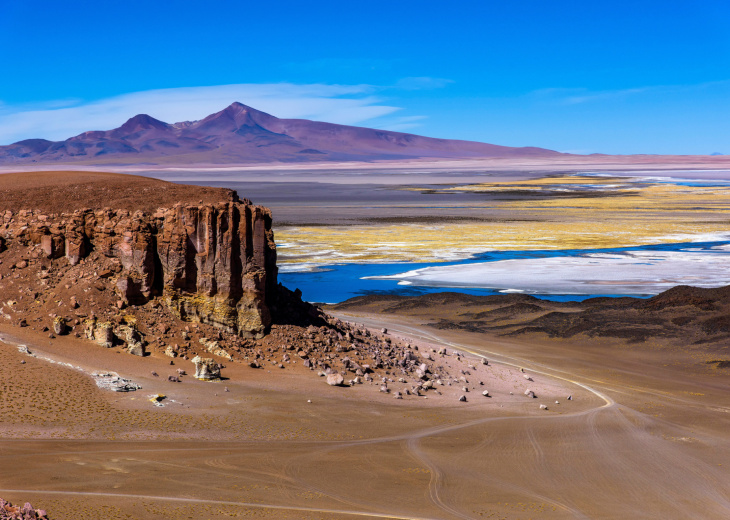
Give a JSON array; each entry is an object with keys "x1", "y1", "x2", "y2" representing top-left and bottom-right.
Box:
[
  {"x1": 0, "y1": 102, "x2": 561, "y2": 164},
  {"x1": 116, "y1": 113, "x2": 171, "y2": 135}
]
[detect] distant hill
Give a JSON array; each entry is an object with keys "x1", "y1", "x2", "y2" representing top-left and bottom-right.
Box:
[{"x1": 0, "y1": 102, "x2": 561, "y2": 165}]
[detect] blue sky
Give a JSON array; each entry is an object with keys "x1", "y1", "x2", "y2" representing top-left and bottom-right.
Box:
[{"x1": 1, "y1": 0, "x2": 729, "y2": 154}]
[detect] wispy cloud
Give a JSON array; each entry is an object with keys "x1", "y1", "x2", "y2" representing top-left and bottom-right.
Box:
[
  {"x1": 376, "y1": 115, "x2": 429, "y2": 132},
  {"x1": 528, "y1": 79, "x2": 730, "y2": 106},
  {"x1": 0, "y1": 83, "x2": 406, "y2": 144},
  {"x1": 561, "y1": 87, "x2": 650, "y2": 105},
  {"x1": 392, "y1": 77, "x2": 454, "y2": 91},
  {"x1": 528, "y1": 86, "x2": 651, "y2": 105}
]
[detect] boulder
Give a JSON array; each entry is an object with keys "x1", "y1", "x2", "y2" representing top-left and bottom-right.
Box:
[
  {"x1": 52, "y1": 316, "x2": 66, "y2": 335},
  {"x1": 192, "y1": 356, "x2": 220, "y2": 380},
  {"x1": 120, "y1": 324, "x2": 145, "y2": 355},
  {"x1": 326, "y1": 373, "x2": 344, "y2": 386},
  {"x1": 127, "y1": 343, "x2": 145, "y2": 356},
  {"x1": 94, "y1": 322, "x2": 115, "y2": 348}
]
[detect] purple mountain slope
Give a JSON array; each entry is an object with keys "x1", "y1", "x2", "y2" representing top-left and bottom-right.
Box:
[{"x1": 0, "y1": 102, "x2": 561, "y2": 165}]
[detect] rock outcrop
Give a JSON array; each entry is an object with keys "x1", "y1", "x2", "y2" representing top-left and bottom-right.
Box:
[{"x1": 0, "y1": 195, "x2": 277, "y2": 338}]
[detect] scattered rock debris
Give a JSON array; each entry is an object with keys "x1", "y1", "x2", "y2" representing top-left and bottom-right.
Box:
[
  {"x1": 0, "y1": 498, "x2": 48, "y2": 519},
  {"x1": 92, "y1": 372, "x2": 142, "y2": 392}
]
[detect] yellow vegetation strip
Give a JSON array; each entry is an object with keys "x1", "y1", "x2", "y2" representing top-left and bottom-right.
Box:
[{"x1": 278, "y1": 176, "x2": 730, "y2": 266}]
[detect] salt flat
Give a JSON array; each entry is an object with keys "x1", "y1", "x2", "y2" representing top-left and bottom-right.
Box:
[{"x1": 373, "y1": 246, "x2": 730, "y2": 295}]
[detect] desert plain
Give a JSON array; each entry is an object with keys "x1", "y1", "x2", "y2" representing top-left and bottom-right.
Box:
[{"x1": 0, "y1": 160, "x2": 729, "y2": 519}]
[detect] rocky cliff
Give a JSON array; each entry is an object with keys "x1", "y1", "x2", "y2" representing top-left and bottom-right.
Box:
[{"x1": 0, "y1": 196, "x2": 277, "y2": 338}]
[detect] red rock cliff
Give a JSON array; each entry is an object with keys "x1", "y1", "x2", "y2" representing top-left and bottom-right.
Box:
[{"x1": 0, "y1": 198, "x2": 277, "y2": 338}]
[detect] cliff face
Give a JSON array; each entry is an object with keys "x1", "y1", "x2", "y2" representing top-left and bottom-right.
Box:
[{"x1": 0, "y1": 198, "x2": 277, "y2": 338}]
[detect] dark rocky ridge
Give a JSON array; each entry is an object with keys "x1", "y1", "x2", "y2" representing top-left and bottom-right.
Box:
[{"x1": 332, "y1": 287, "x2": 730, "y2": 351}]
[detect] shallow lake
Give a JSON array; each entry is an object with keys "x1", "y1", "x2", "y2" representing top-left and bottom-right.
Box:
[{"x1": 279, "y1": 240, "x2": 730, "y2": 304}]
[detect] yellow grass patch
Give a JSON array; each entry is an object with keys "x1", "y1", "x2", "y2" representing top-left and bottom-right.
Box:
[{"x1": 277, "y1": 176, "x2": 730, "y2": 265}]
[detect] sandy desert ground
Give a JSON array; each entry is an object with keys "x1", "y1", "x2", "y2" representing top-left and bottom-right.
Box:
[
  {"x1": 328, "y1": 303, "x2": 730, "y2": 520},
  {"x1": 0, "y1": 318, "x2": 599, "y2": 520},
  {"x1": 2, "y1": 302, "x2": 729, "y2": 519}
]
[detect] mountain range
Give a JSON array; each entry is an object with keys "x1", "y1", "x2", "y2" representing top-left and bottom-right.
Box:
[{"x1": 0, "y1": 102, "x2": 560, "y2": 165}]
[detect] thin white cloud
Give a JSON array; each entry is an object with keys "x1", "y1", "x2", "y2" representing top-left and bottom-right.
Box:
[
  {"x1": 527, "y1": 86, "x2": 649, "y2": 105},
  {"x1": 528, "y1": 79, "x2": 730, "y2": 106},
  {"x1": 393, "y1": 77, "x2": 454, "y2": 90},
  {"x1": 0, "y1": 83, "x2": 404, "y2": 144},
  {"x1": 561, "y1": 87, "x2": 650, "y2": 105},
  {"x1": 376, "y1": 115, "x2": 429, "y2": 132}
]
